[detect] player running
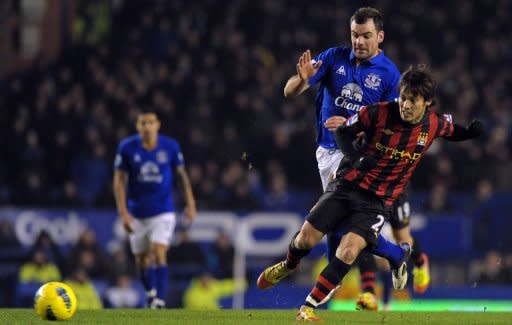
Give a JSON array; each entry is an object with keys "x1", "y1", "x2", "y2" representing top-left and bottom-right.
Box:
[{"x1": 113, "y1": 108, "x2": 196, "y2": 308}]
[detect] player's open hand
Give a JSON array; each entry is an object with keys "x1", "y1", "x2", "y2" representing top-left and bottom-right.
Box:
[
  {"x1": 120, "y1": 212, "x2": 134, "y2": 233},
  {"x1": 297, "y1": 49, "x2": 322, "y2": 82},
  {"x1": 324, "y1": 116, "x2": 347, "y2": 132}
]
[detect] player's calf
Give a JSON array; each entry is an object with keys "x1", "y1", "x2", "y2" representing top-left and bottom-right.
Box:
[{"x1": 392, "y1": 242, "x2": 411, "y2": 290}]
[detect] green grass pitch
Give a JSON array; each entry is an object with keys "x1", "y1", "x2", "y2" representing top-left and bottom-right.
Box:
[{"x1": 1, "y1": 309, "x2": 511, "y2": 325}]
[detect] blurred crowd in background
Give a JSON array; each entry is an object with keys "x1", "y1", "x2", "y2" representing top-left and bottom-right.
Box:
[
  {"x1": 2, "y1": 0, "x2": 511, "y2": 210},
  {"x1": 1, "y1": 219, "x2": 239, "y2": 308},
  {"x1": 1, "y1": 0, "x2": 512, "y2": 308}
]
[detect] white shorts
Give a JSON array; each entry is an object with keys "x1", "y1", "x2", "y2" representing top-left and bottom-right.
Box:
[
  {"x1": 316, "y1": 146, "x2": 344, "y2": 191},
  {"x1": 128, "y1": 212, "x2": 176, "y2": 255}
]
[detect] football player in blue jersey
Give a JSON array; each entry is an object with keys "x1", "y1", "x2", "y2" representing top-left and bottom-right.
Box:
[
  {"x1": 113, "y1": 108, "x2": 196, "y2": 308},
  {"x1": 283, "y1": 7, "x2": 430, "y2": 310}
]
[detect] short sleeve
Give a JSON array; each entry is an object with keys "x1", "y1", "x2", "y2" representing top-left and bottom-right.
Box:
[
  {"x1": 171, "y1": 141, "x2": 185, "y2": 167},
  {"x1": 114, "y1": 143, "x2": 129, "y2": 171}
]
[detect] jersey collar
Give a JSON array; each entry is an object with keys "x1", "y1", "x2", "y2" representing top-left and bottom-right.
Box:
[{"x1": 349, "y1": 49, "x2": 385, "y2": 66}]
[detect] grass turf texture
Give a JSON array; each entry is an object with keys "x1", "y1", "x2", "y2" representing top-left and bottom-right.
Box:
[
  {"x1": 330, "y1": 299, "x2": 512, "y2": 312},
  {"x1": 1, "y1": 309, "x2": 511, "y2": 325}
]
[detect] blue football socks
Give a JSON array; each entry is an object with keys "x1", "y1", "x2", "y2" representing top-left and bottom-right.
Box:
[
  {"x1": 155, "y1": 265, "x2": 169, "y2": 302},
  {"x1": 370, "y1": 235, "x2": 404, "y2": 269},
  {"x1": 141, "y1": 266, "x2": 157, "y2": 293}
]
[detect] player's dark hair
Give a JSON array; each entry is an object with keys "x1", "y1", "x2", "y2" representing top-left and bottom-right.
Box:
[
  {"x1": 350, "y1": 7, "x2": 384, "y2": 31},
  {"x1": 399, "y1": 65, "x2": 437, "y2": 106},
  {"x1": 138, "y1": 107, "x2": 160, "y2": 119}
]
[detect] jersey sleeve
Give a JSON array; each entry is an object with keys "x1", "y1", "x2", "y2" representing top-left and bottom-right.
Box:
[
  {"x1": 114, "y1": 142, "x2": 129, "y2": 171},
  {"x1": 307, "y1": 47, "x2": 336, "y2": 86},
  {"x1": 171, "y1": 141, "x2": 185, "y2": 167},
  {"x1": 438, "y1": 113, "x2": 455, "y2": 138},
  {"x1": 381, "y1": 67, "x2": 400, "y2": 101}
]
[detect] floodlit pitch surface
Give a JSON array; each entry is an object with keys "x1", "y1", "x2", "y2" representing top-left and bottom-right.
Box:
[{"x1": 1, "y1": 308, "x2": 511, "y2": 324}]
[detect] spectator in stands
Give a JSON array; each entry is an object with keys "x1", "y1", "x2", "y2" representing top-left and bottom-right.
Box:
[
  {"x1": 0, "y1": 219, "x2": 22, "y2": 307},
  {"x1": 423, "y1": 181, "x2": 454, "y2": 213},
  {"x1": 73, "y1": 250, "x2": 106, "y2": 281},
  {"x1": 107, "y1": 241, "x2": 136, "y2": 282},
  {"x1": 502, "y1": 252, "x2": 512, "y2": 284},
  {"x1": 168, "y1": 228, "x2": 205, "y2": 269},
  {"x1": 71, "y1": 143, "x2": 109, "y2": 206},
  {"x1": 210, "y1": 231, "x2": 235, "y2": 279},
  {"x1": 474, "y1": 251, "x2": 508, "y2": 285},
  {"x1": 18, "y1": 249, "x2": 61, "y2": 283},
  {"x1": 28, "y1": 230, "x2": 66, "y2": 274},
  {"x1": 0, "y1": 219, "x2": 20, "y2": 248},
  {"x1": 66, "y1": 268, "x2": 103, "y2": 309},
  {"x1": 263, "y1": 174, "x2": 291, "y2": 211},
  {"x1": 105, "y1": 274, "x2": 141, "y2": 308},
  {"x1": 68, "y1": 229, "x2": 108, "y2": 279},
  {"x1": 183, "y1": 272, "x2": 246, "y2": 310}
]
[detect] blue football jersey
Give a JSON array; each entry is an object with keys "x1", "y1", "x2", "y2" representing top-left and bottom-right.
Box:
[
  {"x1": 114, "y1": 134, "x2": 184, "y2": 218},
  {"x1": 308, "y1": 46, "x2": 400, "y2": 149}
]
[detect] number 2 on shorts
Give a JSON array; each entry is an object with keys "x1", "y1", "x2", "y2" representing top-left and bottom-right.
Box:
[{"x1": 371, "y1": 214, "x2": 385, "y2": 232}]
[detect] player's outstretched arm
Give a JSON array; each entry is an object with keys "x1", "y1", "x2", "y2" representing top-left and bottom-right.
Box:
[
  {"x1": 445, "y1": 119, "x2": 485, "y2": 141},
  {"x1": 176, "y1": 166, "x2": 197, "y2": 225},
  {"x1": 284, "y1": 49, "x2": 322, "y2": 98}
]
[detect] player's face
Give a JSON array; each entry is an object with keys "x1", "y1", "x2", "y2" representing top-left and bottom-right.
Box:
[
  {"x1": 350, "y1": 19, "x2": 384, "y2": 61},
  {"x1": 398, "y1": 89, "x2": 432, "y2": 124},
  {"x1": 136, "y1": 113, "x2": 160, "y2": 141}
]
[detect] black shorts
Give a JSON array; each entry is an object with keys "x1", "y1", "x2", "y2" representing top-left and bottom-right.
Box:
[
  {"x1": 389, "y1": 191, "x2": 411, "y2": 230},
  {"x1": 306, "y1": 180, "x2": 391, "y2": 246}
]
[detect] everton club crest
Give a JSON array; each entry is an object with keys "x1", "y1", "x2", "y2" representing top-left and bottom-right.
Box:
[{"x1": 364, "y1": 73, "x2": 382, "y2": 90}]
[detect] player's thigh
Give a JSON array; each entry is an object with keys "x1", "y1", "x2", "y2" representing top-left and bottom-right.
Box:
[
  {"x1": 148, "y1": 212, "x2": 177, "y2": 247},
  {"x1": 306, "y1": 186, "x2": 349, "y2": 235},
  {"x1": 346, "y1": 210, "x2": 387, "y2": 247},
  {"x1": 346, "y1": 188, "x2": 390, "y2": 247},
  {"x1": 129, "y1": 218, "x2": 150, "y2": 255}
]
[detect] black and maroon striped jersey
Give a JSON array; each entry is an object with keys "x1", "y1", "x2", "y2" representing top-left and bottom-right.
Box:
[{"x1": 341, "y1": 101, "x2": 454, "y2": 206}]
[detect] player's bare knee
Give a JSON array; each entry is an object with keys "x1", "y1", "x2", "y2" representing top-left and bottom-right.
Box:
[
  {"x1": 336, "y1": 246, "x2": 360, "y2": 264},
  {"x1": 135, "y1": 254, "x2": 151, "y2": 268},
  {"x1": 295, "y1": 231, "x2": 316, "y2": 249},
  {"x1": 150, "y1": 243, "x2": 168, "y2": 265}
]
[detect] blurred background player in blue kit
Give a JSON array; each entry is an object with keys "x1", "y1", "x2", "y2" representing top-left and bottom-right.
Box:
[
  {"x1": 113, "y1": 109, "x2": 196, "y2": 308},
  {"x1": 283, "y1": 7, "x2": 430, "y2": 310}
]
